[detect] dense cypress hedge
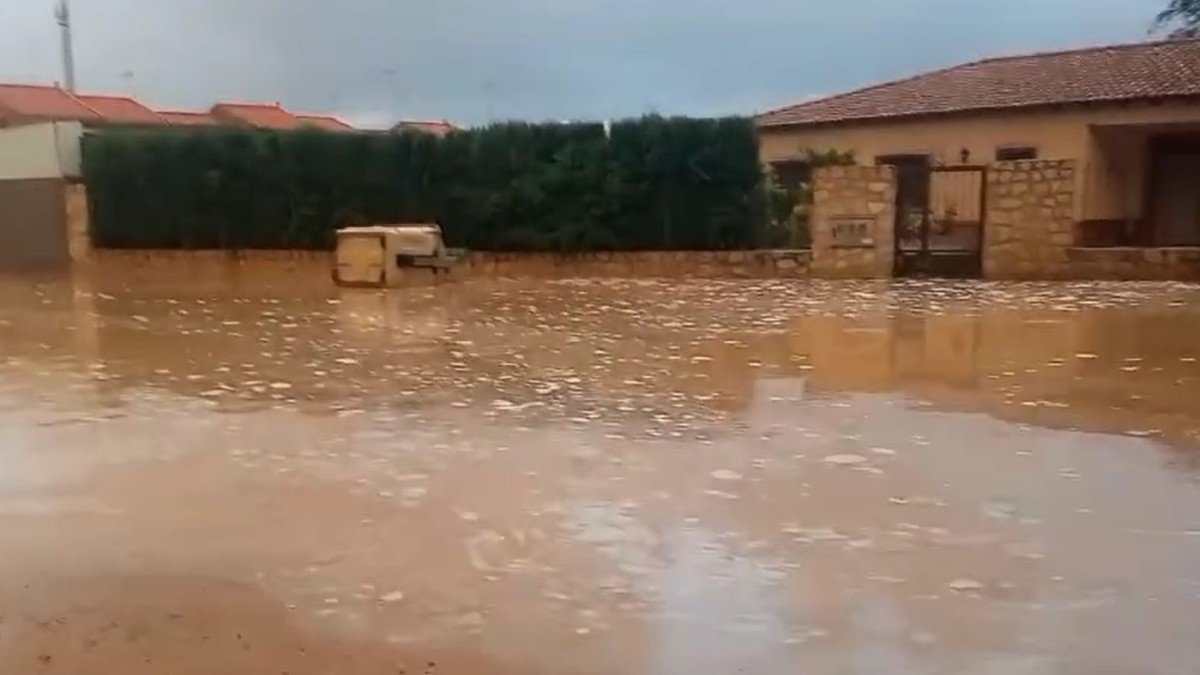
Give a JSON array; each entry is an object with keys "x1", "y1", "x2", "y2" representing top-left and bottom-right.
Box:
[{"x1": 82, "y1": 116, "x2": 771, "y2": 252}]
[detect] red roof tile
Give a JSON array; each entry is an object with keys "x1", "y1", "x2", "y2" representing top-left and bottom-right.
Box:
[
  {"x1": 156, "y1": 109, "x2": 219, "y2": 126},
  {"x1": 210, "y1": 102, "x2": 301, "y2": 130},
  {"x1": 392, "y1": 119, "x2": 458, "y2": 137},
  {"x1": 295, "y1": 113, "x2": 355, "y2": 131},
  {"x1": 0, "y1": 83, "x2": 101, "y2": 123},
  {"x1": 74, "y1": 94, "x2": 166, "y2": 125},
  {"x1": 758, "y1": 38, "x2": 1200, "y2": 128}
]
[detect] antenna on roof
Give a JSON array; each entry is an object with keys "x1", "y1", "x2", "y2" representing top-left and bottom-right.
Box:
[{"x1": 54, "y1": 0, "x2": 76, "y2": 93}]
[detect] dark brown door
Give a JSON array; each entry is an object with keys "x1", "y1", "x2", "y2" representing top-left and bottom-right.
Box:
[{"x1": 1151, "y1": 150, "x2": 1200, "y2": 246}]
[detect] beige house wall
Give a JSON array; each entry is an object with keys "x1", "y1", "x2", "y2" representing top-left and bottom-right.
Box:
[
  {"x1": 758, "y1": 100, "x2": 1200, "y2": 225},
  {"x1": 0, "y1": 121, "x2": 83, "y2": 180}
]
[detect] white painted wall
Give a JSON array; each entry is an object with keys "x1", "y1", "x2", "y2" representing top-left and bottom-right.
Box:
[{"x1": 0, "y1": 121, "x2": 83, "y2": 180}]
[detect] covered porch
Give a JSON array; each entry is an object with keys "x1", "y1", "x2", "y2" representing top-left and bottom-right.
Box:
[
  {"x1": 1080, "y1": 120, "x2": 1200, "y2": 248},
  {"x1": 1072, "y1": 119, "x2": 1200, "y2": 278}
]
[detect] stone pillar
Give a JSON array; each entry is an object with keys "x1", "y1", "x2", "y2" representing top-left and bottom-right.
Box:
[
  {"x1": 64, "y1": 181, "x2": 90, "y2": 263},
  {"x1": 983, "y1": 159, "x2": 1076, "y2": 279},
  {"x1": 810, "y1": 165, "x2": 895, "y2": 278}
]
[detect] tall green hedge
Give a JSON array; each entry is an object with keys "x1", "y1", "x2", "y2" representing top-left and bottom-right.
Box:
[{"x1": 82, "y1": 116, "x2": 769, "y2": 251}]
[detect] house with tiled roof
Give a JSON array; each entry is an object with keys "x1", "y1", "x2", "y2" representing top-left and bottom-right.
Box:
[
  {"x1": 207, "y1": 103, "x2": 362, "y2": 132},
  {"x1": 392, "y1": 119, "x2": 458, "y2": 137},
  {"x1": 0, "y1": 85, "x2": 175, "y2": 128},
  {"x1": 295, "y1": 113, "x2": 355, "y2": 132},
  {"x1": 155, "y1": 109, "x2": 218, "y2": 127},
  {"x1": 73, "y1": 94, "x2": 166, "y2": 126},
  {"x1": 0, "y1": 85, "x2": 362, "y2": 133},
  {"x1": 209, "y1": 102, "x2": 303, "y2": 130},
  {"x1": 759, "y1": 38, "x2": 1200, "y2": 279},
  {"x1": 0, "y1": 83, "x2": 102, "y2": 126}
]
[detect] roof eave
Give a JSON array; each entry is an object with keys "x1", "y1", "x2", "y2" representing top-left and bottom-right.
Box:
[{"x1": 755, "y1": 94, "x2": 1200, "y2": 131}]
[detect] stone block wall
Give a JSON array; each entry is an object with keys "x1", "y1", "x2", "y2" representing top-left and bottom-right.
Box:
[
  {"x1": 810, "y1": 165, "x2": 895, "y2": 278},
  {"x1": 984, "y1": 159, "x2": 1076, "y2": 278},
  {"x1": 1065, "y1": 246, "x2": 1200, "y2": 280},
  {"x1": 88, "y1": 249, "x2": 814, "y2": 280},
  {"x1": 464, "y1": 250, "x2": 811, "y2": 278}
]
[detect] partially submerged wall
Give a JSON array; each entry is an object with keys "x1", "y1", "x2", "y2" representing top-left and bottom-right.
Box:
[
  {"x1": 466, "y1": 250, "x2": 811, "y2": 278},
  {"x1": 0, "y1": 178, "x2": 71, "y2": 270},
  {"x1": 809, "y1": 165, "x2": 896, "y2": 278},
  {"x1": 1065, "y1": 246, "x2": 1200, "y2": 280},
  {"x1": 75, "y1": 244, "x2": 1200, "y2": 282},
  {"x1": 983, "y1": 159, "x2": 1076, "y2": 279},
  {"x1": 86, "y1": 249, "x2": 814, "y2": 280}
]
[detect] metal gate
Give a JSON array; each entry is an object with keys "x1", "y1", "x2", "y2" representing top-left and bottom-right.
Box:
[{"x1": 893, "y1": 164, "x2": 987, "y2": 277}]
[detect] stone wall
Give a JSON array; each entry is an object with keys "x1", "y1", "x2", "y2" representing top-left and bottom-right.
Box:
[
  {"x1": 465, "y1": 250, "x2": 811, "y2": 278},
  {"x1": 88, "y1": 249, "x2": 813, "y2": 280},
  {"x1": 1065, "y1": 246, "x2": 1200, "y2": 280},
  {"x1": 810, "y1": 165, "x2": 895, "y2": 278},
  {"x1": 984, "y1": 159, "x2": 1076, "y2": 279},
  {"x1": 80, "y1": 249, "x2": 335, "y2": 287}
]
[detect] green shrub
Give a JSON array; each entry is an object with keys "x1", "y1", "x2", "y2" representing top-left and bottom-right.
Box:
[{"x1": 82, "y1": 116, "x2": 771, "y2": 252}]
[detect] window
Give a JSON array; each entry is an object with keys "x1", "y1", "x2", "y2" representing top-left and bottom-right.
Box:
[
  {"x1": 996, "y1": 146, "x2": 1037, "y2": 161},
  {"x1": 769, "y1": 160, "x2": 811, "y2": 189}
]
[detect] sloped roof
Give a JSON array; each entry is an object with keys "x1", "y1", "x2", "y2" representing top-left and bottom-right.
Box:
[
  {"x1": 295, "y1": 113, "x2": 355, "y2": 131},
  {"x1": 392, "y1": 119, "x2": 458, "y2": 137},
  {"x1": 74, "y1": 94, "x2": 166, "y2": 125},
  {"x1": 210, "y1": 102, "x2": 301, "y2": 130},
  {"x1": 758, "y1": 38, "x2": 1200, "y2": 128},
  {"x1": 0, "y1": 83, "x2": 101, "y2": 123},
  {"x1": 156, "y1": 109, "x2": 218, "y2": 126}
]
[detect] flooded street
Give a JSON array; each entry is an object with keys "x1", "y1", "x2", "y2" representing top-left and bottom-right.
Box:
[{"x1": 2, "y1": 267, "x2": 1200, "y2": 674}]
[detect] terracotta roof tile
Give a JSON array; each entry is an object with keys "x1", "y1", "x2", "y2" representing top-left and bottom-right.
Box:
[
  {"x1": 74, "y1": 94, "x2": 166, "y2": 125},
  {"x1": 295, "y1": 113, "x2": 355, "y2": 131},
  {"x1": 0, "y1": 83, "x2": 101, "y2": 123},
  {"x1": 758, "y1": 38, "x2": 1200, "y2": 128},
  {"x1": 156, "y1": 109, "x2": 219, "y2": 126},
  {"x1": 210, "y1": 102, "x2": 301, "y2": 130}
]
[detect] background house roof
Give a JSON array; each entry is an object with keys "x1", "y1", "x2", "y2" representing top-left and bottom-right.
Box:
[
  {"x1": 0, "y1": 84, "x2": 393, "y2": 134},
  {"x1": 156, "y1": 109, "x2": 218, "y2": 126},
  {"x1": 74, "y1": 94, "x2": 166, "y2": 125},
  {"x1": 0, "y1": 83, "x2": 101, "y2": 123},
  {"x1": 758, "y1": 38, "x2": 1200, "y2": 128},
  {"x1": 210, "y1": 102, "x2": 302, "y2": 130},
  {"x1": 295, "y1": 113, "x2": 355, "y2": 131},
  {"x1": 392, "y1": 119, "x2": 458, "y2": 137}
]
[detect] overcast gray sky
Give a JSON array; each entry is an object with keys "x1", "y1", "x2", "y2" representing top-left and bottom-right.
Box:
[{"x1": 0, "y1": 0, "x2": 1168, "y2": 127}]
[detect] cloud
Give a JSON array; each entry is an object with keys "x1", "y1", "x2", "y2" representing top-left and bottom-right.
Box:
[{"x1": 0, "y1": 0, "x2": 1165, "y2": 125}]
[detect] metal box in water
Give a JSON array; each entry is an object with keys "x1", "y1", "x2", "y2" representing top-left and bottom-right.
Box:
[{"x1": 334, "y1": 224, "x2": 465, "y2": 287}]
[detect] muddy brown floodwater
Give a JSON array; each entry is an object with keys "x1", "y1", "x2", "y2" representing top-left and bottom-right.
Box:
[{"x1": 2, "y1": 267, "x2": 1200, "y2": 674}]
